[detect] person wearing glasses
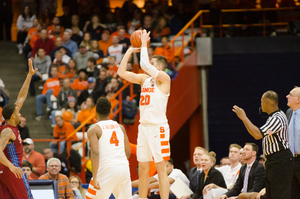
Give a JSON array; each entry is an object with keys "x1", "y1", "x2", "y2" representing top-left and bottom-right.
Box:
[{"x1": 69, "y1": 176, "x2": 86, "y2": 199}]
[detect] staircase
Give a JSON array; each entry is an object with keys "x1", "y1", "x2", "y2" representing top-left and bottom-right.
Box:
[{"x1": 0, "y1": 41, "x2": 52, "y2": 153}]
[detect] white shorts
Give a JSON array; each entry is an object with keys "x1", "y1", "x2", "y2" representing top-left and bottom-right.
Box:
[
  {"x1": 86, "y1": 164, "x2": 132, "y2": 199},
  {"x1": 137, "y1": 123, "x2": 170, "y2": 163}
]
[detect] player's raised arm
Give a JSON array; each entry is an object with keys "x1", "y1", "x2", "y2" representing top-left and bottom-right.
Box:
[
  {"x1": 117, "y1": 47, "x2": 149, "y2": 85},
  {"x1": 15, "y1": 59, "x2": 37, "y2": 111}
]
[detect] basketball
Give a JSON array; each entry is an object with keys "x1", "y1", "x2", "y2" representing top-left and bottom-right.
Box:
[
  {"x1": 62, "y1": 111, "x2": 73, "y2": 122},
  {"x1": 130, "y1": 30, "x2": 150, "y2": 47}
]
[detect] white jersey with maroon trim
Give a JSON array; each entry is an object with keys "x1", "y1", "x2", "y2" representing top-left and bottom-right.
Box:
[
  {"x1": 96, "y1": 120, "x2": 128, "y2": 167},
  {"x1": 139, "y1": 77, "x2": 169, "y2": 124}
]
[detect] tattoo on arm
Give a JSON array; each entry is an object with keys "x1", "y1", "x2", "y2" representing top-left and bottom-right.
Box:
[
  {"x1": 0, "y1": 129, "x2": 15, "y2": 151},
  {"x1": 15, "y1": 74, "x2": 32, "y2": 110}
]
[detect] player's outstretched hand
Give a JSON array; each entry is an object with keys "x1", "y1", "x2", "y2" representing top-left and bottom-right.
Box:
[
  {"x1": 140, "y1": 29, "x2": 150, "y2": 43},
  {"x1": 232, "y1": 105, "x2": 247, "y2": 121},
  {"x1": 128, "y1": 47, "x2": 141, "y2": 53},
  {"x1": 93, "y1": 178, "x2": 101, "y2": 190},
  {"x1": 9, "y1": 165, "x2": 24, "y2": 179},
  {"x1": 28, "y1": 59, "x2": 37, "y2": 76}
]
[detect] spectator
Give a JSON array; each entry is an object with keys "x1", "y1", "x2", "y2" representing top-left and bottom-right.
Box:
[
  {"x1": 16, "y1": 5, "x2": 36, "y2": 54},
  {"x1": 47, "y1": 17, "x2": 65, "y2": 37},
  {"x1": 127, "y1": 9, "x2": 142, "y2": 34},
  {"x1": 152, "y1": 17, "x2": 171, "y2": 42},
  {"x1": 0, "y1": 0, "x2": 13, "y2": 41},
  {"x1": 189, "y1": 147, "x2": 208, "y2": 193},
  {"x1": 104, "y1": 11, "x2": 118, "y2": 33},
  {"x1": 35, "y1": 66, "x2": 61, "y2": 121},
  {"x1": 50, "y1": 36, "x2": 72, "y2": 61},
  {"x1": 63, "y1": 31, "x2": 78, "y2": 57},
  {"x1": 22, "y1": 138, "x2": 46, "y2": 179},
  {"x1": 77, "y1": 97, "x2": 95, "y2": 128},
  {"x1": 50, "y1": 115, "x2": 79, "y2": 154},
  {"x1": 39, "y1": 158, "x2": 74, "y2": 199},
  {"x1": 43, "y1": 148, "x2": 69, "y2": 177},
  {"x1": 86, "y1": 57, "x2": 100, "y2": 78},
  {"x1": 30, "y1": 48, "x2": 51, "y2": 96},
  {"x1": 220, "y1": 157, "x2": 231, "y2": 166},
  {"x1": 56, "y1": 78, "x2": 78, "y2": 110},
  {"x1": 258, "y1": 154, "x2": 266, "y2": 168},
  {"x1": 50, "y1": 25, "x2": 64, "y2": 42},
  {"x1": 95, "y1": 69, "x2": 108, "y2": 96},
  {"x1": 153, "y1": 36, "x2": 173, "y2": 63},
  {"x1": 18, "y1": 116, "x2": 30, "y2": 140},
  {"x1": 83, "y1": 14, "x2": 106, "y2": 41},
  {"x1": 57, "y1": 47, "x2": 72, "y2": 68},
  {"x1": 39, "y1": 0, "x2": 55, "y2": 15},
  {"x1": 0, "y1": 78, "x2": 10, "y2": 106},
  {"x1": 53, "y1": 51, "x2": 68, "y2": 78},
  {"x1": 59, "y1": 6, "x2": 72, "y2": 28},
  {"x1": 60, "y1": 96, "x2": 78, "y2": 127},
  {"x1": 118, "y1": 28, "x2": 130, "y2": 49},
  {"x1": 70, "y1": 14, "x2": 83, "y2": 31},
  {"x1": 148, "y1": 46, "x2": 155, "y2": 60},
  {"x1": 77, "y1": 77, "x2": 101, "y2": 106},
  {"x1": 25, "y1": 18, "x2": 39, "y2": 45},
  {"x1": 39, "y1": 7, "x2": 53, "y2": 28},
  {"x1": 73, "y1": 43, "x2": 94, "y2": 70},
  {"x1": 80, "y1": 32, "x2": 92, "y2": 50},
  {"x1": 70, "y1": 26, "x2": 83, "y2": 47},
  {"x1": 90, "y1": 40, "x2": 104, "y2": 64},
  {"x1": 107, "y1": 36, "x2": 126, "y2": 64},
  {"x1": 71, "y1": 69, "x2": 88, "y2": 96},
  {"x1": 107, "y1": 77, "x2": 121, "y2": 93},
  {"x1": 98, "y1": 30, "x2": 112, "y2": 57},
  {"x1": 63, "y1": 59, "x2": 78, "y2": 81},
  {"x1": 163, "y1": 7, "x2": 183, "y2": 35},
  {"x1": 142, "y1": 14, "x2": 154, "y2": 32},
  {"x1": 69, "y1": 176, "x2": 86, "y2": 199},
  {"x1": 107, "y1": 56, "x2": 118, "y2": 77},
  {"x1": 22, "y1": 161, "x2": 33, "y2": 180},
  {"x1": 23, "y1": 22, "x2": 43, "y2": 59},
  {"x1": 30, "y1": 29, "x2": 55, "y2": 58}
]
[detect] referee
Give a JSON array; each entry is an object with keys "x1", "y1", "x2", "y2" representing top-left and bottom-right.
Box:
[{"x1": 232, "y1": 90, "x2": 293, "y2": 199}]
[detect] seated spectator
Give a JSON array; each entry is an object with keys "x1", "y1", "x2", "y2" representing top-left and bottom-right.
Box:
[
  {"x1": 69, "y1": 14, "x2": 83, "y2": 32},
  {"x1": 69, "y1": 176, "x2": 86, "y2": 198},
  {"x1": 90, "y1": 40, "x2": 104, "y2": 64},
  {"x1": 127, "y1": 9, "x2": 142, "y2": 34},
  {"x1": 22, "y1": 138, "x2": 46, "y2": 179},
  {"x1": 39, "y1": 158, "x2": 74, "y2": 198},
  {"x1": 107, "y1": 56, "x2": 118, "y2": 77},
  {"x1": 50, "y1": 36, "x2": 72, "y2": 61},
  {"x1": 111, "y1": 24, "x2": 131, "y2": 39},
  {"x1": 0, "y1": 78, "x2": 10, "y2": 107},
  {"x1": 16, "y1": 5, "x2": 36, "y2": 54},
  {"x1": 142, "y1": 14, "x2": 154, "y2": 32},
  {"x1": 118, "y1": 28, "x2": 130, "y2": 49},
  {"x1": 18, "y1": 116, "x2": 30, "y2": 139},
  {"x1": 50, "y1": 25, "x2": 64, "y2": 42},
  {"x1": 22, "y1": 161, "x2": 33, "y2": 180},
  {"x1": 152, "y1": 17, "x2": 171, "y2": 42},
  {"x1": 86, "y1": 57, "x2": 100, "y2": 78},
  {"x1": 258, "y1": 154, "x2": 266, "y2": 168},
  {"x1": 73, "y1": 43, "x2": 94, "y2": 70},
  {"x1": 220, "y1": 157, "x2": 231, "y2": 167},
  {"x1": 77, "y1": 97, "x2": 95, "y2": 127},
  {"x1": 77, "y1": 77, "x2": 101, "y2": 106},
  {"x1": 163, "y1": 7, "x2": 183, "y2": 35},
  {"x1": 107, "y1": 36, "x2": 126, "y2": 64},
  {"x1": 30, "y1": 29, "x2": 55, "y2": 58},
  {"x1": 63, "y1": 30, "x2": 78, "y2": 57},
  {"x1": 189, "y1": 147, "x2": 208, "y2": 193},
  {"x1": 43, "y1": 147, "x2": 69, "y2": 177},
  {"x1": 61, "y1": 96, "x2": 78, "y2": 127},
  {"x1": 35, "y1": 66, "x2": 61, "y2": 121},
  {"x1": 148, "y1": 46, "x2": 155, "y2": 60},
  {"x1": 63, "y1": 59, "x2": 78, "y2": 81},
  {"x1": 181, "y1": 152, "x2": 226, "y2": 199},
  {"x1": 23, "y1": 22, "x2": 42, "y2": 60},
  {"x1": 153, "y1": 36, "x2": 173, "y2": 63},
  {"x1": 104, "y1": 11, "x2": 118, "y2": 33},
  {"x1": 39, "y1": 7, "x2": 53, "y2": 28},
  {"x1": 71, "y1": 69, "x2": 88, "y2": 96},
  {"x1": 98, "y1": 30, "x2": 112, "y2": 57},
  {"x1": 105, "y1": 86, "x2": 118, "y2": 120},
  {"x1": 50, "y1": 115, "x2": 79, "y2": 154},
  {"x1": 70, "y1": 26, "x2": 83, "y2": 47},
  {"x1": 132, "y1": 158, "x2": 189, "y2": 199},
  {"x1": 80, "y1": 32, "x2": 92, "y2": 50},
  {"x1": 53, "y1": 51, "x2": 68, "y2": 78},
  {"x1": 106, "y1": 77, "x2": 120, "y2": 93},
  {"x1": 83, "y1": 14, "x2": 106, "y2": 41},
  {"x1": 30, "y1": 47, "x2": 52, "y2": 96},
  {"x1": 122, "y1": 96, "x2": 138, "y2": 124},
  {"x1": 207, "y1": 143, "x2": 265, "y2": 199},
  {"x1": 47, "y1": 17, "x2": 65, "y2": 37},
  {"x1": 95, "y1": 69, "x2": 108, "y2": 96}
]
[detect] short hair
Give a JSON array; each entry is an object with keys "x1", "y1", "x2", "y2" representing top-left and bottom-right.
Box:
[
  {"x1": 229, "y1": 143, "x2": 242, "y2": 150},
  {"x1": 2, "y1": 104, "x2": 16, "y2": 120},
  {"x1": 168, "y1": 158, "x2": 174, "y2": 165},
  {"x1": 37, "y1": 47, "x2": 45, "y2": 52},
  {"x1": 88, "y1": 57, "x2": 97, "y2": 65},
  {"x1": 245, "y1": 143, "x2": 259, "y2": 155},
  {"x1": 55, "y1": 51, "x2": 63, "y2": 56},
  {"x1": 47, "y1": 158, "x2": 61, "y2": 167},
  {"x1": 96, "y1": 97, "x2": 111, "y2": 117},
  {"x1": 152, "y1": 55, "x2": 168, "y2": 70},
  {"x1": 194, "y1": 146, "x2": 208, "y2": 153},
  {"x1": 22, "y1": 161, "x2": 33, "y2": 170},
  {"x1": 263, "y1": 90, "x2": 278, "y2": 104},
  {"x1": 51, "y1": 65, "x2": 58, "y2": 70}
]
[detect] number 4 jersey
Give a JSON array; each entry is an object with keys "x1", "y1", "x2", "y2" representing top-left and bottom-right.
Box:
[
  {"x1": 139, "y1": 77, "x2": 170, "y2": 124},
  {"x1": 96, "y1": 120, "x2": 129, "y2": 167}
]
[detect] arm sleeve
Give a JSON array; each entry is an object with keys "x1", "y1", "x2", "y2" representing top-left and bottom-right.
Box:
[
  {"x1": 16, "y1": 16, "x2": 23, "y2": 30},
  {"x1": 140, "y1": 47, "x2": 159, "y2": 78}
]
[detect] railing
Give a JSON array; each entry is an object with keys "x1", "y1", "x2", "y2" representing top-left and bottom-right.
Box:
[{"x1": 165, "y1": 7, "x2": 300, "y2": 68}]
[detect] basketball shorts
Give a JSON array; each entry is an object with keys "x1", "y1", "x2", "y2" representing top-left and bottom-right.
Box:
[
  {"x1": 86, "y1": 164, "x2": 132, "y2": 199},
  {"x1": 137, "y1": 123, "x2": 170, "y2": 163},
  {"x1": 0, "y1": 165, "x2": 33, "y2": 199}
]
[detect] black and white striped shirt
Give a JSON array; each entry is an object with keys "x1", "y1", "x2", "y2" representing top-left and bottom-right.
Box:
[{"x1": 259, "y1": 110, "x2": 290, "y2": 156}]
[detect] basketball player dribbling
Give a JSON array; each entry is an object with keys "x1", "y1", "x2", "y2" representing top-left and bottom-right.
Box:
[
  {"x1": 117, "y1": 29, "x2": 171, "y2": 199},
  {"x1": 0, "y1": 59, "x2": 37, "y2": 199},
  {"x1": 86, "y1": 97, "x2": 132, "y2": 199}
]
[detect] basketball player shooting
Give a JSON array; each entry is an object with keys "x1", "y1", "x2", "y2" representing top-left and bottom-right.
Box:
[
  {"x1": 0, "y1": 59, "x2": 37, "y2": 199},
  {"x1": 117, "y1": 29, "x2": 171, "y2": 199}
]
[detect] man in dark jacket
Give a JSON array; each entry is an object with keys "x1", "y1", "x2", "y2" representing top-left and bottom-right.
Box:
[{"x1": 56, "y1": 78, "x2": 77, "y2": 110}]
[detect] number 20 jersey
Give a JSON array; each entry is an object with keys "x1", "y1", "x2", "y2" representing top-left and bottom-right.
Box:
[
  {"x1": 139, "y1": 77, "x2": 169, "y2": 125},
  {"x1": 96, "y1": 120, "x2": 129, "y2": 167}
]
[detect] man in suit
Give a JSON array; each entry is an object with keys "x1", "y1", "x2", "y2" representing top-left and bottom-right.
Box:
[
  {"x1": 189, "y1": 147, "x2": 208, "y2": 192},
  {"x1": 209, "y1": 143, "x2": 265, "y2": 199}
]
